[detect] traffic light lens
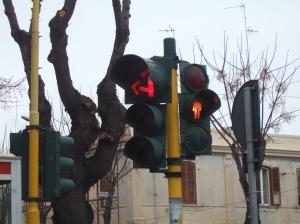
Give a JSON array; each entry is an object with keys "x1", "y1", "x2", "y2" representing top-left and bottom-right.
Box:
[
  {"x1": 185, "y1": 127, "x2": 211, "y2": 155},
  {"x1": 124, "y1": 137, "x2": 163, "y2": 168},
  {"x1": 126, "y1": 104, "x2": 163, "y2": 136},
  {"x1": 111, "y1": 55, "x2": 171, "y2": 103},
  {"x1": 184, "y1": 98, "x2": 206, "y2": 123},
  {"x1": 192, "y1": 100, "x2": 202, "y2": 121},
  {"x1": 130, "y1": 68, "x2": 155, "y2": 99},
  {"x1": 184, "y1": 65, "x2": 208, "y2": 91}
]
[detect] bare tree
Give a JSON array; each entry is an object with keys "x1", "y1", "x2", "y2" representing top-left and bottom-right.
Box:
[
  {"x1": 197, "y1": 33, "x2": 299, "y2": 223},
  {"x1": 3, "y1": 0, "x2": 131, "y2": 223},
  {"x1": 0, "y1": 76, "x2": 25, "y2": 109},
  {"x1": 102, "y1": 127, "x2": 132, "y2": 224},
  {"x1": 0, "y1": 76, "x2": 25, "y2": 153}
]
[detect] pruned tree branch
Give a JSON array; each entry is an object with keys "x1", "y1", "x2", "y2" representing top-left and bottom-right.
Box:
[{"x1": 48, "y1": 2, "x2": 78, "y2": 113}]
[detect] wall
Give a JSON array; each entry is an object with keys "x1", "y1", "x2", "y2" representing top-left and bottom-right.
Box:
[{"x1": 91, "y1": 133, "x2": 300, "y2": 224}]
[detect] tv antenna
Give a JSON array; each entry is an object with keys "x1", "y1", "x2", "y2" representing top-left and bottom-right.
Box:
[
  {"x1": 224, "y1": 3, "x2": 259, "y2": 35},
  {"x1": 158, "y1": 25, "x2": 175, "y2": 37}
]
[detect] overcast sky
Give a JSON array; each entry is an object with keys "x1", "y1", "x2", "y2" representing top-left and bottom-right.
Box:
[{"x1": 0, "y1": 0, "x2": 300, "y2": 143}]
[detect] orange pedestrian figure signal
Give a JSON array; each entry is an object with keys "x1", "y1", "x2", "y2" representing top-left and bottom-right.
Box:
[{"x1": 192, "y1": 100, "x2": 202, "y2": 121}]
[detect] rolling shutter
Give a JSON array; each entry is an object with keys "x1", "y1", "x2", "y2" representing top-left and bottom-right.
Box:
[{"x1": 182, "y1": 161, "x2": 197, "y2": 204}]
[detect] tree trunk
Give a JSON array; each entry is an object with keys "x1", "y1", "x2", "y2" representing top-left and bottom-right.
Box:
[
  {"x1": 52, "y1": 188, "x2": 92, "y2": 224},
  {"x1": 103, "y1": 179, "x2": 116, "y2": 224},
  {"x1": 244, "y1": 201, "x2": 251, "y2": 224}
]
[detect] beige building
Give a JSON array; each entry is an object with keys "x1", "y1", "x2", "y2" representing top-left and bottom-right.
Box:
[{"x1": 88, "y1": 131, "x2": 300, "y2": 224}]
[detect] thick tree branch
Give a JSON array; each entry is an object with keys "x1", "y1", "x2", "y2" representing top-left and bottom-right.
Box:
[
  {"x1": 48, "y1": 1, "x2": 78, "y2": 114},
  {"x1": 3, "y1": 0, "x2": 19, "y2": 33}
]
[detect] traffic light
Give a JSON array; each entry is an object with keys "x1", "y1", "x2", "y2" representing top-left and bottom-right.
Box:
[
  {"x1": 111, "y1": 54, "x2": 172, "y2": 172},
  {"x1": 179, "y1": 61, "x2": 221, "y2": 159},
  {"x1": 10, "y1": 130, "x2": 29, "y2": 200},
  {"x1": 41, "y1": 128, "x2": 75, "y2": 199},
  {"x1": 111, "y1": 54, "x2": 171, "y2": 104}
]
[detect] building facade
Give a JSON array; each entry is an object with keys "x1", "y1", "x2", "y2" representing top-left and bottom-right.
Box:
[{"x1": 89, "y1": 132, "x2": 300, "y2": 224}]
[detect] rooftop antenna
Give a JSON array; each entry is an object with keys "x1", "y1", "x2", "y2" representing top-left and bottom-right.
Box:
[
  {"x1": 158, "y1": 25, "x2": 175, "y2": 38},
  {"x1": 224, "y1": 3, "x2": 258, "y2": 67}
]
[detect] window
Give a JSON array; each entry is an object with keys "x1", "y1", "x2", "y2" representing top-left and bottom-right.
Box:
[
  {"x1": 296, "y1": 168, "x2": 300, "y2": 205},
  {"x1": 0, "y1": 181, "x2": 11, "y2": 224},
  {"x1": 182, "y1": 161, "x2": 197, "y2": 204},
  {"x1": 259, "y1": 166, "x2": 281, "y2": 206},
  {"x1": 260, "y1": 167, "x2": 270, "y2": 205}
]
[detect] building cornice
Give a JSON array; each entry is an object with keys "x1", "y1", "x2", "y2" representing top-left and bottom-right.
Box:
[{"x1": 212, "y1": 144, "x2": 300, "y2": 158}]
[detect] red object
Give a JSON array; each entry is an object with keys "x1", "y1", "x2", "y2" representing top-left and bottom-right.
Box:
[
  {"x1": 139, "y1": 76, "x2": 154, "y2": 97},
  {"x1": 0, "y1": 162, "x2": 11, "y2": 174},
  {"x1": 131, "y1": 68, "x2": 155, "y2": 98}
]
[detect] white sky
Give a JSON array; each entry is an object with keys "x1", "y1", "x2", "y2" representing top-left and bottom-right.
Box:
[{"x1": 0, "y1": 0, "x2": 300, "y2": 143}]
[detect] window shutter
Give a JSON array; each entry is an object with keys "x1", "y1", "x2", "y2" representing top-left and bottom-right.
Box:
[
  {"x1": 182, "y1": 161, "x2": 197, "y2": 204},
  {"x1": 100, "y1": 174, "x2": 110, "y2": 192},
  {"x1": 296, "y1": 168, "x2": 300, "y2": 205},
  {"x1": 270, "y1": 167, "x2": 281, "y2": 206}
]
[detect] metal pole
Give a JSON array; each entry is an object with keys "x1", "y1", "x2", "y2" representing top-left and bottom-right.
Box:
[
  {"x1": 244, "y1": 87, "x2": 258, "y2": 224},
  {"x1": 165, "y1": 38, "x2": 183, "y2": 224},
  {"x1": 27, "y1": 0, "x2": 40, "y2": 223}
]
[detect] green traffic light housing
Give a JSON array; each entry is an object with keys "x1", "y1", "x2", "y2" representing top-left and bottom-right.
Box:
[
  {"x1": 111, "y1": 54, "x2": 171, "y2": 104},
  {"x1": 124, "y1": 103, "x2": 166, "y2": 171},
  {"x1": 10, "y1": 130, "x2": 29, "y2": 200},
  {"x1": 42, "y1": 128, "x2": 75, "y2": 200}
]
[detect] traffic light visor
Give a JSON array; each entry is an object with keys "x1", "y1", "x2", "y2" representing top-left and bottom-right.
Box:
[
  {"x1": 182, "y1": 64, "x2": 208, "y2": 92},
  {"x1": 124, "y1": 136, "x2": 164, "y2": 168}
]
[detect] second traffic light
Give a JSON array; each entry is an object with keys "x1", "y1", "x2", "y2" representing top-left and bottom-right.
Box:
[
  {"x1": 41, "y1": 128, "x2": 75, "y2": 200},
  {"x1": 9, "y1": 128, "x2": 75, "y2": 200},
  {"x1": 179, "y1": 61, "x2": 221, "y2": 159}
]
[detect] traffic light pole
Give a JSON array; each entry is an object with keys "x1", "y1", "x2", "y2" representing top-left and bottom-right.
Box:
[
  {"x1": 27, "y1": 0, "x2": 40, "y2": 223},
  {"x1": 165, "y1": 38, "x2": 183, "y2": 224},
  {"x1": 244, "y1": 87, "x2": 259, "y2": 224}
]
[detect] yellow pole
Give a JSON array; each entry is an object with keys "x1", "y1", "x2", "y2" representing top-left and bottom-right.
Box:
[
  {"x1": 27, "y1": 0, "x2": 40, "y2": 223},
  {"x1": 167, "y1": 68, "x2": 183, "y2": 224}
]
